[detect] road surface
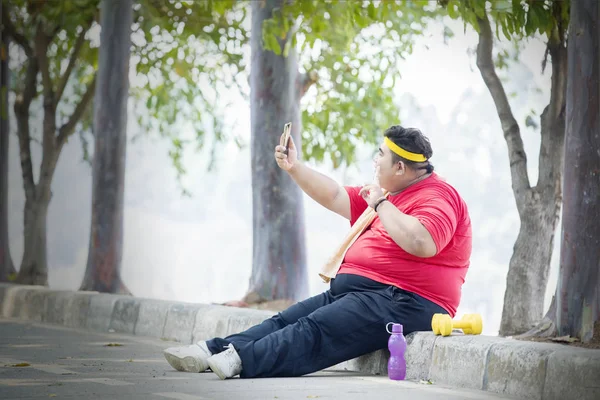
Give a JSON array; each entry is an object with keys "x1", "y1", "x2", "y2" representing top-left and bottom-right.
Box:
[{"x1": 0, "y1": 318, "x2": 515, "y2": 400}]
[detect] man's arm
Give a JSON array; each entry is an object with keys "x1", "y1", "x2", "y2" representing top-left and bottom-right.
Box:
[
  {"x1": 375, "y1": 201, "x2": 437, "y2": 257},
  {"x1": 360, "y1": 183, "x2": 456, "y2": 258},
  {"x1": 274, "y1": 135, "x2": 351, "y2": 220},
  {"x1": 288, "y1": 162, "x2": 351, "y2": 220}
]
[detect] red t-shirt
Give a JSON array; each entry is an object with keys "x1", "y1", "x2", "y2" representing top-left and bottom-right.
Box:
[{"x1": 338, "y1": 172, "x2": 472, "y2": 317}]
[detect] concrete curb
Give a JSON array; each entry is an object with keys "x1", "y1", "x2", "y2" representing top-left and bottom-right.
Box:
[{"x1": 1, "y1": 283, "x2": 598, "y2": 400}]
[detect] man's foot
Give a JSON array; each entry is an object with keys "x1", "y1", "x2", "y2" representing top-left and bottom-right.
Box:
[
  {"x1": 163, "y1": 341, "x2": 212, "y2": 373},
  {"x1": 206, "y1": 344, "x2": 242, "y2": 380}
]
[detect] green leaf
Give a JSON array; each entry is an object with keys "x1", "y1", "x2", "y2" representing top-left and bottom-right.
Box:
[
  {"x1": 471, "y1": 0, "x2": 487, "y2": 18},
  {"x1": 265, "y1": 33, "x2": 281, "y2": 55},
  {"x1": 492, "y1": 0, "x2": 513, "y2": 13},
  {"x1": 525, "y1": 115, "x2": 538, "y2": 129},
  {"x1": 447, "y1": 1, "x2": 459, "y2": 19},
  {"x1": 367, "y1": 2, "x2": 376, "y2": 19}
]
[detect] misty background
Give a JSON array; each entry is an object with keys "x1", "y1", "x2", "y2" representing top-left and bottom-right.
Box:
[{"x1": 6, "y1": 19, "x2": 558, "y2": 335}]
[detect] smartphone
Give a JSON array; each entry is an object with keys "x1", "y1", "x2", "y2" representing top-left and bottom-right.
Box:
[{"x1": 282, "y1": 122, "x2": 292, "y2": 154}]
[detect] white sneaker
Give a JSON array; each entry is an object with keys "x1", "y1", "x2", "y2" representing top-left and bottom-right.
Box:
[
  {"x1": 163, "y1": 341, "x2": 212, "y2": 373},
  {"x1": 206, "y1": 344, "x2": 243, "y2": 380}
]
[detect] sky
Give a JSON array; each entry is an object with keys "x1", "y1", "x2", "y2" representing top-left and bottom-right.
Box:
[{"x1": 6, "y1": 16, "x2": 558, "y2": 336}]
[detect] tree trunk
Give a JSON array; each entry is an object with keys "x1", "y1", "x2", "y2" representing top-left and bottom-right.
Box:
[
  {"x1": 516, "y1": 295, "x2": 558, "y2": 339},
  {"x1": 476, "y1": 14, "x2": 568, "y2": 336},
  {"x1": 12, "y1": 27, "x2": 52, "y2": 286},
  {"x1": 498, "y1": 40, "x2": 567, "y2": 335},
  {"x1": 0, "y1": 27, "x2": 16, "y2": 282},
  {"x1": 499, "y1": 194, "x2": 561, "y2": 335},
  {"x1": 80, "y1": 0, "x2": 132, "y2": 294},
  {"x1": 247, "y1": 0, "x2": 308, "y2": 302},
  {"x1": 554, "y1": 0, "x2": 599, "y2": 342},
  {"x1": 16, "y1": 196, "x2": 50, "y2": 285},
  {"x1": 13, "y1": 16, "x2": 64, "y2": 287}
]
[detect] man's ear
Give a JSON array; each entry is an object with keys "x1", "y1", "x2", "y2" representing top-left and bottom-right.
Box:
[{"x1": 395, "y1": 161, "x2": 405, "y2": 176}]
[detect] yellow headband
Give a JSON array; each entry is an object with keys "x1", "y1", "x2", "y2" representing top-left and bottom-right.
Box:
[{"x1": 384, "y1": 137, "x2": 428, "y2": 162}]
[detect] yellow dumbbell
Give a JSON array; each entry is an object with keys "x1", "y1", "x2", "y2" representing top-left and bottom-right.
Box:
[{"x1": 431, "y1": 313, "x2": 483, "y2": 336}]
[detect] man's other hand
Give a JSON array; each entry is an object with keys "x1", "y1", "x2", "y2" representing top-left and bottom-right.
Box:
[{"x1": 359, "y1": 183, "x2": 385, "y2": 209}]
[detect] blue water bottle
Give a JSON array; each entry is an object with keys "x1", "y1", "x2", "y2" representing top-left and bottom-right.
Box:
[{"x1": 386, "y1": 322, "x2": 407, "y2": 380}]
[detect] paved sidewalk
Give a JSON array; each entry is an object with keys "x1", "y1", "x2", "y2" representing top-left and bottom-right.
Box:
[{"x1": 0, "y1": 319, "x2": 515, "y2": 400}]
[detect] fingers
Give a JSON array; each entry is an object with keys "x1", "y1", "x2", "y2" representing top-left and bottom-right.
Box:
[
  {"x1": 359, "y1": 184, "x2": 376, "y2": 197},
  {"x1": 274, "y1": 145, "x2": 288, "y2": 159}
]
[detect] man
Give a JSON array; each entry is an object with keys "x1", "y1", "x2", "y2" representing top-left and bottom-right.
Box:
[{"x1": 163, "y1": 125, "x2": 472, "y2": 380}]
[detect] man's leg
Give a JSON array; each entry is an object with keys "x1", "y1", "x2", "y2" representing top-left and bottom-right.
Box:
[
  {"x1": 164, "y1": 290, "x2": 335, "y2": 372},
  {"x1": 206, "y1": 290, "x2": 335, "y2": 354},
  {"x1": 229, "y1": 285, "x2": 446, "y2": 378}
]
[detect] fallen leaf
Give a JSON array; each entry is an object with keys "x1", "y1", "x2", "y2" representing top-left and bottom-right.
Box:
[
  {"x1": 12, "y1": 363, "x2": 31, "y2": 367},
  {"x1": 127, "y1": 359, "x2": 134, "y2": 362},
  {"x1": 307, "y1": 396, "x2": 319, "y2": 399},
  {"x1": 222, "y1": 300, "x2": 250, "y2": 308},
  {"x1": 419, "y1": 379, "x2": 434, "y2": 385},
  {"x1": 551, "y1": 335, "x2": 579, "y2": 343},
  {"x1": 105, "y1": 343, "x2": 124, "y2": 347},
  {"x1": 49, "y1": 395, "x2": 57, "y2": 398}
]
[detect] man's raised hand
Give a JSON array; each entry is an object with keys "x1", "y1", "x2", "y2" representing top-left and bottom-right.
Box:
[{"x1": 274, "y1": 134, "x2": 298, "y2": 172}]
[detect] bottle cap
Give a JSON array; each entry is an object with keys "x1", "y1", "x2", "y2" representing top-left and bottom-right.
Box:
[{"x1": 386, "y1": 322, "x2": 404, "y2": 334}]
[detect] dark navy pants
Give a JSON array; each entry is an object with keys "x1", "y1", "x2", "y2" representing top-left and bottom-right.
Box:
[{"x1": 206, "y1": 273, "x2": 447, "y2": 378}]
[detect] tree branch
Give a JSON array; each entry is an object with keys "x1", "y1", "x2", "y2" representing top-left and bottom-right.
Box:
[
  {"x1": 476, "y1": 14, "x2": 530, "y2": 202},
  {"x1": 57, "y1": 74, "x2": 96, "y2": 147},
  {"x1": 34, "y1": 24, "x2": 60, "y2": 196},
  {"x1": 1, "y1": 8, "x2": 33, "y2": 57},
  {"x1": 13, "y1": 58, "x2": 39, "y2": 201},
  {"x1": 34, "y1": 27, "x2": 54, "y2": 101},
  {"x1": 55, "y1": 20, "x2": 93, "y2": 105},
  {"x1": 537, "y1": 38, "x2": 567, "y2": 189},
  {"x1": 19, "y1": 61, "x2": 38, "y2": 111}
]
